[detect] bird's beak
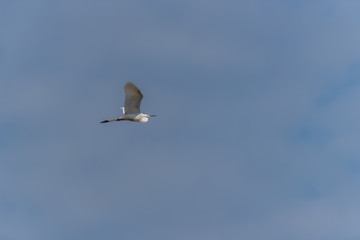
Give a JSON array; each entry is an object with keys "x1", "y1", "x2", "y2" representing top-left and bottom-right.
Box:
[{"x1": 149, "y1": 115, "x2": 157, "y2": 117}]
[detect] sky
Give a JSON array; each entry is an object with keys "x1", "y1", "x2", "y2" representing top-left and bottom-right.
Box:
[{"x1": 1, "y1": 0, "x2": 360, "y2": 239}]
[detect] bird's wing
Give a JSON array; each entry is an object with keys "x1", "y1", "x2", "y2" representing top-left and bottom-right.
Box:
[{"x1": 124, "y1": 82, "x2": 143, "y2": 115}]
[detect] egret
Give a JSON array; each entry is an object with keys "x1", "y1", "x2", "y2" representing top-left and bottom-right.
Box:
[{"x1": 101, "y1": 82, "x2": 157, "y2": 124}]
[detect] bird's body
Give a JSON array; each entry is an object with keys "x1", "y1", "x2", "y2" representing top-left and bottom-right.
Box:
[{"x1": 101, "y1": 82, "x2": 156, "y2": 124}]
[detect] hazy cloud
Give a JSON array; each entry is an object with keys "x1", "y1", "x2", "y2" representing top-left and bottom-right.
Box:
[{"x1": 2, "y1": 0, "x2": 360, "y2": 239}]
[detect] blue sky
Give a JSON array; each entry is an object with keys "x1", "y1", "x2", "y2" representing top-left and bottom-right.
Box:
[{"x1": 2, "y1": 0, "x2": 360, "y2": 239}]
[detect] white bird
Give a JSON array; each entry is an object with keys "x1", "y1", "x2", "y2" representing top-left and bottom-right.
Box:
[{"x1": 101, "y1": 82, "x2": 157, "y2": 124}]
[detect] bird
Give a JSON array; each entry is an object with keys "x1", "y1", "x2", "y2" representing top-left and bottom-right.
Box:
[{"x1": 100, "y1": 82, "x2": 157, "y2": 124}]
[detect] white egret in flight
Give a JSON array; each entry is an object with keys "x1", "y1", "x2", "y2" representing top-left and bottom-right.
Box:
[{"x1": 101, "y1": 82, "x2": 157, "y2": 123}]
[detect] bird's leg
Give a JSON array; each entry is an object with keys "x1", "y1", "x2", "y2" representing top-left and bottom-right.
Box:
[{"x1": 100, "y1": 118, "x2": 126, "y2": 123}]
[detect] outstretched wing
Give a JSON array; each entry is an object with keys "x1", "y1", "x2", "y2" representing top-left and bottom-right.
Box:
[{"x1": 124, "y1": 82, "x2": 143, "y2": 115}]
